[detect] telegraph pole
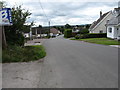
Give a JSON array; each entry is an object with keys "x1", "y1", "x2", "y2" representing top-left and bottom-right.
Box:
[
  {"x1": 0, "y1": 5, "x2": 7, "y2": 48},
  {"x1": 30, "y1": 27, "x2": 32, "y2": 41},
  {"x1": 49, "y1": 21, "x2": 50, "y2": 38},
  {"x1": 2, "y1": 26, "x2": 7, "y2": 48}
]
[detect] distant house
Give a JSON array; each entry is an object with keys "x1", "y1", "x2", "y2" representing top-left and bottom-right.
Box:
[
  {"x1": 72, "y1": 26, "x2": 80, "y2": 33},
  {"x1": 24, "y1": 33, "x2": 30, "y2": 38},
  {"x1": 89, "y1": 11, "x2": 113, "y2": 33},
  {"x1": 32, "y1": 27, "x2": 49, "y2": 38},
  {"x1": 22, "y1": 25, "x2": 31, "y2": 38},
  {"x1": 50, "y1": 28, "x2": 61, "y2": 36},
  {"x1": 106, "y1": 6, "x2": 120, "y2": 39}
]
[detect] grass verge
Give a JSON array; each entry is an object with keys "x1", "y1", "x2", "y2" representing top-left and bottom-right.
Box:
[
  {"x1": 71, "y1": 38, "x2": 120, "y2": 45},
  {"x1": 2, "y1": 45, "x2": 46, "y2": 63}
]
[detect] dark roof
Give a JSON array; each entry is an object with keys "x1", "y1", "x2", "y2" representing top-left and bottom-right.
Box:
[
  {"x1": 107, "y1": 8, "x2": 120, "y2": 25},
  {"x1": 50, "y1": 28, "x2": 59, "y2": 34},
  {"x1": 107, "y1": 16, "x2": 118, "y2": 25},
  {"x1": 32, "y1": 27, "x2": 49, "y2": 35},
  {"x1": 89, "y1": 11, "x2": 110, "y2": 30}
]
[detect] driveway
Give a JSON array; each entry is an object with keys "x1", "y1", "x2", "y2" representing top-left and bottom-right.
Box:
[{"x1": 38, "y1": 35, "x2": 118, "y2": 88}]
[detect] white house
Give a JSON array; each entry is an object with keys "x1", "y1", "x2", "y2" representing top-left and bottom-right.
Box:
[
  {"x1": 72, "y1": 26, "x2": 79, "y2": 33},
  {"x1": 24, "y1": 33, "x2": 30, "y2": 38},
  {"x1": 106, "y1": 5, "x2": 120, "y2": 39},
  {"x1": 89, "y1": 11, "x2": 113, "y2": 33}
]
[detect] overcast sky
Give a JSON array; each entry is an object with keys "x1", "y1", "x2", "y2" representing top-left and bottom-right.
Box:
[{"x1": 4, "y1": 0, "x2": 119, "y2": 26}]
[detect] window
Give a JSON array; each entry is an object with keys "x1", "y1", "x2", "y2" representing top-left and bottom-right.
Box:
[
  {"x1": 117, "y1": 28, "x2": 119, "y2": 30},
  {"x1": 109, "y1": 28, "x2": 112, "y2": 33},
  {"x1": 99, "y1": 30, "x2": 103, "y2": 33}
]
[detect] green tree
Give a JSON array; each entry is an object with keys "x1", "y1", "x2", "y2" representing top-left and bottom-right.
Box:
[
  {"x1": 65, "y1": 24, "x2": 71, "y2": 29},
  {"x1": 5, "y1": 5, "x2": 32, "y2": 46},
  {"x1": 0, "y1": 1, "x2": 6, "y2": 8},
  {"x1": 64, "y1": 29, "x2": 72, "y2": 38}
]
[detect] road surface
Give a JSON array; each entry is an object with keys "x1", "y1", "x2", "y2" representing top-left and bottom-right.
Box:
[{"x1": 38, "y1": 35, "x2": 118, "y2": 88}]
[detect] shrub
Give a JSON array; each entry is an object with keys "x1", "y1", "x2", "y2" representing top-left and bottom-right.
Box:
[
  {"x1": 84, "y1": 33, "x2": 107, "y2": 38},
  {"x1": 74, "y1": 33, "x2": 107, "y2": 39},
  {"x1": 64, "y1": 29, "x2": 72, "y2": 38},
  {"x1": 79, "y1": 29, "x2": 89, "y2": 34},
  {"x1": 2, "y1": 45, "x2": 46, "y2": 63},
  {"x1": 5, "y1": 31, "x2": 25, "y2": 46}
]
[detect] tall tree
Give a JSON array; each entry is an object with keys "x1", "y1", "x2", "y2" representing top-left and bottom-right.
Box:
[
  {"x1": 0, "y1": 1, "x2": 6, "y2": 8},
  {"x1": 65, "y1": 24, "x2": 71, "y2": 29},
  {"x1": 5, "y1": 5, "x2": 32, "y2": 46}
]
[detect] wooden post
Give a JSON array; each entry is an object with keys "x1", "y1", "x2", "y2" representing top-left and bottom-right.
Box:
[
  {"x1": 2, "y1": 26, "x2": 7, "y2": 48},
  {"x1": 49, "y1": 21, "x2": 50, "y2": 38}
]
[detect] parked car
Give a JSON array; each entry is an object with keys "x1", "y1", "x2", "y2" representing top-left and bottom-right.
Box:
[{"x1": 52, "y1": 34, "x2": 56, "y2": 38}]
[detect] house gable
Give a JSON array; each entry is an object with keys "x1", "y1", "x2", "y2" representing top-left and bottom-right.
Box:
[{"x1": 89, "y1": 11, "x2": 113, "y2": 33}]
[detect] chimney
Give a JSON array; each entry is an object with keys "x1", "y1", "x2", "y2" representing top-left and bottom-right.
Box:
[{"x1": 100, "y1": 11, "x2": 102, "y2": 18}]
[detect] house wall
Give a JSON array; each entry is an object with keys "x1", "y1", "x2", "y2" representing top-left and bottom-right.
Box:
[
  {"x1": 90, "y1": 12, "x2": 113, "y2": 33},
  {"x1": 114, "y1": 27, "x2": 119, "y2": 38},
  {"x1": 107, "y1": 26, "x2": 115, "y2": 39},
  {"x1": 24, "y1": 33, "x2": 30, "y2": 38},
  {"x1": 107, "y1": 26, "x2": 120, "y2": 39},
  {"x1": 116, "y1": 26, "x2": 120, "y2": 39}
]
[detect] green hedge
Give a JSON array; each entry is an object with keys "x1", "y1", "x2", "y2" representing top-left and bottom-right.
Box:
[
  {"x1": 2, "y1": 45, "x2": 46, "y2": 63},
  {"x1": 64, "y1": 29, "x2": 72, "y2": 38},
  {"x1": 79, "y1": 29, "x2": 89, "y2": 34},
  {"x1": 75, "y1": 33, "x2": 107, "y2": 39}
]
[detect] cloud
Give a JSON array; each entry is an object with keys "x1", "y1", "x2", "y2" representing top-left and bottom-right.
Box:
[{"x1": 5, "y1": 0, "x2": 118, "y2": 26}]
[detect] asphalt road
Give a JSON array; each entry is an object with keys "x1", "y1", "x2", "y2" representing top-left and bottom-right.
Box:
[{"x1": 39, "y1": 35, "x2": 118, "y2": 88}]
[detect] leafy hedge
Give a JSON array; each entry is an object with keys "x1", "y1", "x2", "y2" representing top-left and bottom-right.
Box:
[
  {"x1": 78, "y1": 29, "x2": 89, "y2": 34},
  {"x1": 2, "y1": 45, "x2": 46, "y2": 63},
  {"x1": 75, "y1": 33, "x2": 107, "y2": 39},
  {"x1": 64, "y1": 29, "x2": 72, "y2": 38}
]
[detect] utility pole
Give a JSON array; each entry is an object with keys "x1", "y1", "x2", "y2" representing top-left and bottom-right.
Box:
[
  {"x1": 30, "y1": 27, "x2": 32, "y2": 41},
  {"x1": 35, "y1": 28, "x2": 37, "y2": 39},
  {"x1": 0, "y1": 5, "x2": 7, "y2": 48},
  {"x1": 49, "y1": 21, "x2": 50, "y2": 38},
  {"x1": 2, "y1": 26, "x2": 7, "y2": 48}
]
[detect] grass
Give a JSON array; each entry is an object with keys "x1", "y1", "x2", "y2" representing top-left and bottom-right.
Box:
[
  {"x1": 2, "y1": 45, "x2": 46, "y2": 63},
  {"x1": 71, "y1": 38, "x2": 120, "y2": 45}
]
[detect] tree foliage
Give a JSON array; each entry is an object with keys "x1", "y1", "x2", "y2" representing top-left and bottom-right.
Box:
[
  {"x1": 5, "y1": 5, "x2": 32, "y2": 46},
  {"x1": 64, "y1": 29, "x2": 72, "y2": 38},
  {"x1": 0, "y1": 1, "x2": 6, "y2": 8},
  {"x1": 65, "y1": 24, "x2": 71, "y2": 29}
]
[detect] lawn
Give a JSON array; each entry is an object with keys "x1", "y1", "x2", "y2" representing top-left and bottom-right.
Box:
[
  {"x1": 71, "y1": 38, "x2": 120, "y2": 45},
  {"x1": 2, "y1": 45, "x2": 46, "y2": 63}
]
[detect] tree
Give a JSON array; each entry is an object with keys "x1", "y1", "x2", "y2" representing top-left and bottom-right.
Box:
[
  {"x1": 5, "y1": 5, "x2": 32, "y2": 46},
  {"x1": 64, "y1": 29, "x2": 72, "y2": 38},
  {"x1": 65, "y1": 24, "x2": 71, "y2": 29},
  {"x1": 0, "y1": 1, "x2": 6, "y2": 8},
  {"x1": 78, "y1": 29, "x2": 89, "y2": 34}
]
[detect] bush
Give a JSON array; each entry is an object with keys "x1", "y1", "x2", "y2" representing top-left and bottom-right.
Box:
[
  {"x1": 75, "y1": 33, "x2": 107, "y2": 39},
  {"x1": 84, "y1": 33, "x2": 107, "y2": 38},
  {"x1": 64, "y1": 29, "x2": 72, "y2": 38},
  {"x1": 79, "y1": 29, "x2": 89, "y2": 34},
  {"x1": 5, "y1": 30, "x2": 25, "y2": 46},
  {"x1": 2, "y1": 45, "x2": 46, "y2": 63}
]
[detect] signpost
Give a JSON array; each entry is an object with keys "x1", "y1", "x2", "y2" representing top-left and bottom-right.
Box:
[
  {"x1": 0, "y1": 8, "x2": 12, "y2": 48},
  {"x1": 0, "y1": 8, "x2": 12, "y2": 26}
]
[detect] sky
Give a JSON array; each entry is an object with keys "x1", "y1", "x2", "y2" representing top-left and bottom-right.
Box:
[{"x1": 4, "y1": 0, "x2": 119, "y2": 26}]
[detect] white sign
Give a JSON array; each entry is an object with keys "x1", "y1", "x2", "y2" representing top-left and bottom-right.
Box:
[{"x1": 0, "y1": 8, "x2": 12, "y2": 26}]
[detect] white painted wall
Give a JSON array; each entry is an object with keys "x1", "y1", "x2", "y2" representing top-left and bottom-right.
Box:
[
  {"x1": 114, "y1": 27, "x2": 118, "y2": 38},
  {"x1": 107, "y1": 26, "x2": 120, "y2": 39},
  {"x1": 24, "y1": 33, "x2": 30, "y2": 38},
  {"x1": 90, "y1": 11, "x2": 113, "y2": 33},
  {"x1": 107, "y1": 26, "x2": 115, "y2": 39}
]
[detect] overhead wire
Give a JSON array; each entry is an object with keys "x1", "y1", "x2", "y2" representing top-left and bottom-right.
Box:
[{"x1": 38, "y1": 0, "x2": 49, "y2": 23}]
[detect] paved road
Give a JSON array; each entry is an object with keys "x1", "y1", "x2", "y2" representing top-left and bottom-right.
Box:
[{"x1": 38, "y1": 35, "x2": 118, "y2": 88}]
